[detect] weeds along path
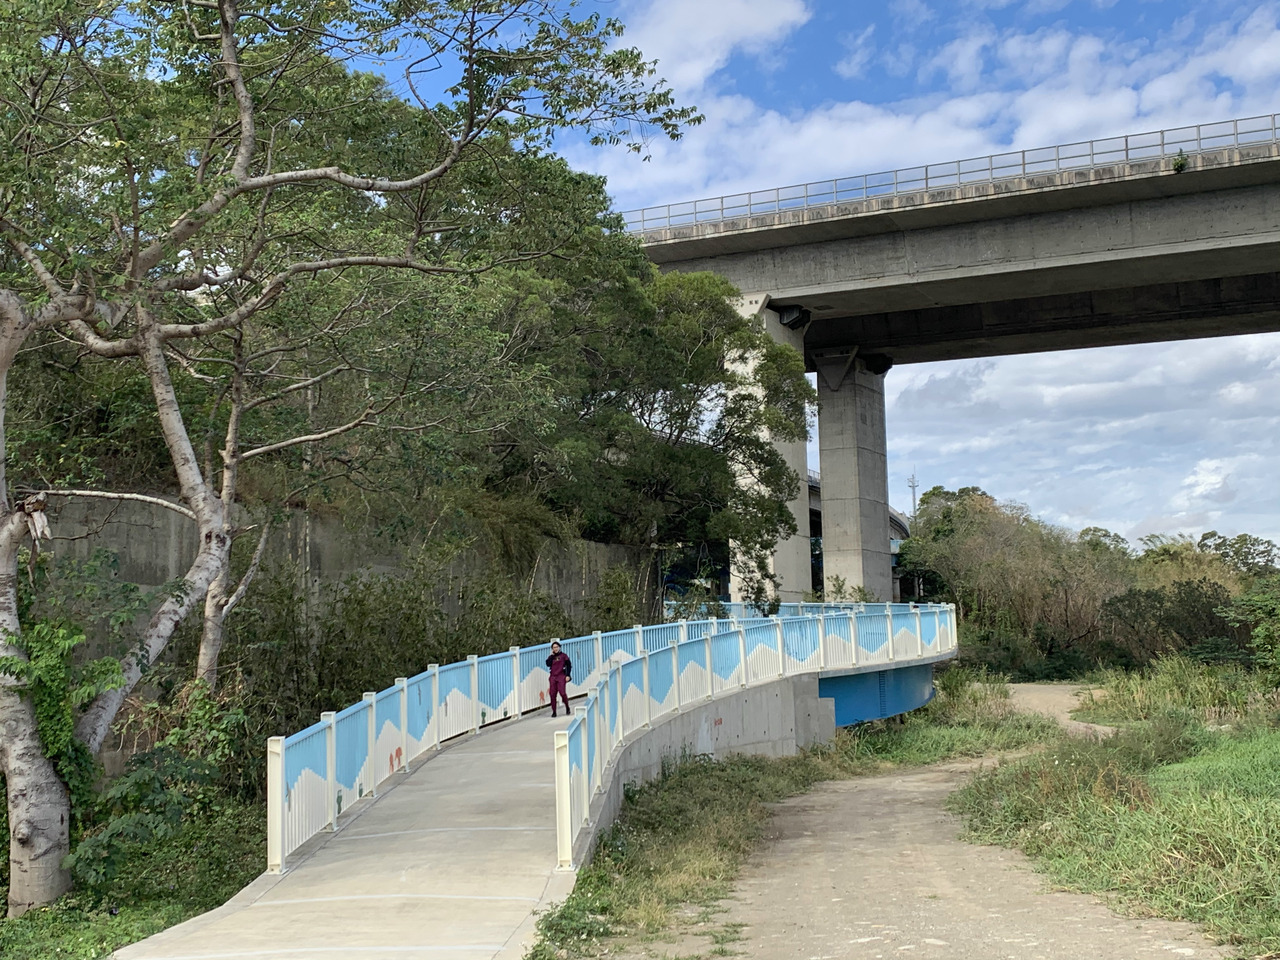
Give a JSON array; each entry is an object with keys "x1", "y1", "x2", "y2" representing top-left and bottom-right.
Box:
[
  {"x1": 1006, "y1": 683, "x2": 1117, "y2": 738},
  {"x1": 688, "y1": 759, "x2": 1230, "y2": 960}
]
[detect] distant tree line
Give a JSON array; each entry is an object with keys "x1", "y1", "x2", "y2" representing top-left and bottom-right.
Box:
[{"x1": 899, "y1": 486, "x2": 1280, "y2": 679}]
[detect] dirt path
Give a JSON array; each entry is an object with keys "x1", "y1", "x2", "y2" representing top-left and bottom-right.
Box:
[
  {"x1": 633, "y1": 685, "x2": 1227, "y2": 960},
  {"x1": 1006, "y1": 682, "x2": 1117, "y2": 738}
]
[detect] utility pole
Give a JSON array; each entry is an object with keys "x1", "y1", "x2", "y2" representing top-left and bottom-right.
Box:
[{"x1": 908, "y1": 470, "x2": 919, "y2": 520}]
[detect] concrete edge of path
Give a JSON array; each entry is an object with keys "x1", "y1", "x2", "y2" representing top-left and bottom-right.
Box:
[{"x1": 112, "y1": 726, "x2": 499, "y2": 960}]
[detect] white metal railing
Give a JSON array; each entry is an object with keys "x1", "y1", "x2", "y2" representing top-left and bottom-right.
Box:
[
  {"x1": 620, "y1": 113, "x2": 1280, "y2": 233},
  {"x1": 552, "y1": 602, "x2": 957, "y2": 867},
  {"x1": 266, "y1": 603, "x2": 957, "y2": 873}
]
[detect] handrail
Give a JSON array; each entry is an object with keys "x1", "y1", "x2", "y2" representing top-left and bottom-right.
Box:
[
  {"x1": 265, "y1": 602, "x2": 958, "y2": 872},
  {"x1": 620, "y1": 113, "x2": 1280, "y2": 234}
]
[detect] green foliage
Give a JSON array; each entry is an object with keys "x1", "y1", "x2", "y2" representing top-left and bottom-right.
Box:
[
  {"x1": 1220, "y1": 575, "x2": 1280, "y2": 683},
  {"x1": 64, "y1": 748, "x2": 219, "y2": 894},
  {"x1": 0, "y1": 802, "x2": 264, "y2": 960},
  {"x1": 0, "y1": 621, "x2": 122, "y2": 830}
]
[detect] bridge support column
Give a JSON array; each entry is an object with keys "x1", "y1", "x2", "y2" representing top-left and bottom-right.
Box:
[
  {"x1": 729, "y1": 296, "x2": 811, "y2": 604},
  {"x1": 815, "y1": 354, "x2": 892, "y2": 602}
]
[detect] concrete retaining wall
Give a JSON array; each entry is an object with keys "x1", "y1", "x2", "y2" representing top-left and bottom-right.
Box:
[{"x1": 572, "y1": 675, "x2": 835, "y2": 867}]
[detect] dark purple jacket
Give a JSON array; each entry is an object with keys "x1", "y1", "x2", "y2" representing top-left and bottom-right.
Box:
[{"x1": 546, "y1": 651, "x2": 572, "y2": 680}]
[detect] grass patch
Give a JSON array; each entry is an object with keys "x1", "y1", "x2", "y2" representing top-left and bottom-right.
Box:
[
  {"x1": 1076, "y1": 656, "x2": 1280, "y2": 726},
  {"x1": 950, "y1": 689, "x2": 1280, "y2": 958},
  {"x1": 0, "y1": 802, "x2": 265, "y2": 960},
  {"x1": 527, "y1": 668, "x2": 1057, "y2": 958}
]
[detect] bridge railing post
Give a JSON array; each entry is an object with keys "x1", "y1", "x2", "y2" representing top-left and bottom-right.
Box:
[
  {"x1": 363, "y1": 692, "x2": 377, "y2": 798},
  {"x1": 322, "y1": 711, "x2": 336, "y2": 829},
  {"x1": 468, "y1": 655, "x2": 480, "y2": 733},
  {"x1": 671, "y1": 638, "x2": 681, "y2": 713},
  {"x1": 396, "y1": 678, "x2": 408, "y2": 773},
  {"x1": 266, "y1": 736, "x2": 285, "y2": 874},
  {"x1": 817, "y1": 615, "x2": 827, "y2": 670},
  {"x1": 633, "y1": 623, "x2": 643, "y2": 656},
  {"x1": 705, "y1": 631, "x2": 714, "y2": 699},
  {"x1": 773, "y1": 616, "x2": 786, "y2": 677},
  {"x1": 554, "y1": 730, "x2": 573, "y2": 870},
  {"x1": 737, "y1": 626, "x2": 748, "y2": 687},
  {"x1": 884, "y1": 608, "x2": 895, "y2": 662},
  {"x1": 593, "y1": 630, "x2": 603, "y2": 679},
  {"x1": 574, "y1": 706, "x2": 589, "y2": 826},
  {"x1": 510, "y1": 646, "x2": 522, "y2": 720},
  {"x1": 913, "y1": 605, "x2": 924, "y2": 657},
  {"x1": 641, "y1": 650, "x2": 652, "y2": 728},
  {"x1": 429, "y1": 664, "x2": 440, "y2": 750},
  {"x1": 596, "y1": 679, "x2": 608, "y2": 792}
]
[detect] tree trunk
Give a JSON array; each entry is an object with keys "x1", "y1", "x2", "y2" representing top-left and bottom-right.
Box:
[
  {"x1": 0, "y1": 689, "x2": 71, "y2": 917},
  {"x1": 196, "y1": 568, "x2": 229, "y2": 690},
  {"x1": 0, "y1": 505, "x2": 70, "y2": 916}
]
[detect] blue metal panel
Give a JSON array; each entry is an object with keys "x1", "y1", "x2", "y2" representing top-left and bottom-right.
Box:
[
  {"x1": 782, "y1": 617, "x2": 819, "y2": 662},
  {"x1": 406, "y1": 674, "x2": 431, "y2": 742},
  {"x1": 819, "y1": 665, "x2": 935, "y2": 727},
  {"x1": 284, "y1": 721, "x2": 327, "y2": 792},
  {"x1": 677, "y1": 637, "x2": 706, "y2": 674},
  {"x1": 477, "y1": 652, "x2": 513, "y2": 714},
  {"x1": 647, "y1": 647, "x2": 674, "y2": 704},
  {"x1": 601, "y1": 628, "x2": 636, "y2": 660},
  {"x1": 855, "y1": 611, "x2": 889, "y2": 652},
  {"x1": 710, "y1": 630, "x2": 740, "y2": 680}
]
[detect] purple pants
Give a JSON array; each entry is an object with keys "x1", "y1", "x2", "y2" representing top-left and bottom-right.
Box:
[{"x1": 549, "y1": 675, "x2": 569, "y2": 714}]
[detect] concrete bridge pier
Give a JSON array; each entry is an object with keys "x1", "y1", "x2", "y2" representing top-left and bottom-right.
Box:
[
  {"x1": 729, "y1": 296, "x2": 812, "y2": 604},
  {"x1": 813, "y1": 352, "x2": 893, "y2": 602}
]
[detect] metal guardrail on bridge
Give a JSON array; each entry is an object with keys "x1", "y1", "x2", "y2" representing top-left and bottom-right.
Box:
[
  {"x1": 266, "y1": 602, "x2": 958, "y2": 872},
  {"x1": 620, "y1": 113, "x2": 1280, "y2": 233}
]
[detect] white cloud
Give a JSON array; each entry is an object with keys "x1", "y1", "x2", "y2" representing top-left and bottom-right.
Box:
[
  {"x1": 835, "y1": 25, "x2": 877, "y2": 80},
  {"x1": 620, "y1": 0, "x2": 811, "y2": 93}
]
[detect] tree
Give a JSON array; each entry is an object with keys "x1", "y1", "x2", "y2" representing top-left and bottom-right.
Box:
[
  {"x1": 483, "y1": 269, "x2": 813, "y2": 598},
  {"x1": 1, "y1": 0, "x2": 696, "y2": 913}
]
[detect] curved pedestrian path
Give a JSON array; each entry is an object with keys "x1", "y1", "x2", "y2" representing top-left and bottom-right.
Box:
[{"x1": 117, "y1": 714, "x2": 572, "y2": 960}]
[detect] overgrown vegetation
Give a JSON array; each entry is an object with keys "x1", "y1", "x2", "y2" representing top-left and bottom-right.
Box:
[
  {"x1": 950, "y1": 659, "x2": 1280, "y2": 958},
  {"x1": 900, "y1": 486, "x2": 1280, "y2": 678},
  {"x1": 527, "y1": 668, "x2": 1057, "y2": 957}
]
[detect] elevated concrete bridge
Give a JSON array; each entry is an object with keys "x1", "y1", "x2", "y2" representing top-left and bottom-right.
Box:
[{"x1": 629, "y1": 114, "x2": 1280, "y2": 601}]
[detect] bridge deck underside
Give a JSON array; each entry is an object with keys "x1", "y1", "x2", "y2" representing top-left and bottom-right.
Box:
[{"x1": 800, "y1": 270, "x2": 1280, "y2": 364}]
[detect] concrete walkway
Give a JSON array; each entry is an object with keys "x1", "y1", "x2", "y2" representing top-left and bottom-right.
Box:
[{"x1": 117, "y1": 714, "x2": 573, "y2": 960}]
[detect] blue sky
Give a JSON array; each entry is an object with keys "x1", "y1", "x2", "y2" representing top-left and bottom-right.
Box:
[{"x1": 558, "y1": 0, "x2": 1280, "y2": 546}]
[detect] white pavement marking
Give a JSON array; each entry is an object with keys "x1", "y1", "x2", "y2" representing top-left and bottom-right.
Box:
[
  {"x1": 250, "y1": 894, "x2": 540, "y2": 906},
  {"x1": 335, "y1": 826, "x2": 554, "y2": 841}
]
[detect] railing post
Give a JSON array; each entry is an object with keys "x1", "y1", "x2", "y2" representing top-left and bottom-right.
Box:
[
  {"x1": 633, "y1": 623, "x2": 643, "y2": 656},
  {"x1": 554, "y1": 730, "x2": 573, "y2": 870},
  {"x1": 596, "y1": 679, "x2": 608, "y2": 791},
  {"x1": 429, "y1": 664, "x2": 440, "y2": 750},
  {"x1": 641, "y1": 650, "x2": 652, "y2": 728},
  {"x1": 468, "y1": 655, "x2": 480, "y2": 733},
  {"x1": 678, "y1": 619, "x2": 688, "y2": 643},
  {"x1": 575, "y1": 706, "x2": 590, "y2": 825},
  {"x1": 396, "y1": 678, "x2": 408, "y2": 773},
  {"x1": 671, "y1": 638, "x2": 681, "y2": 712},
  {"x1": 363, "y1": 692, "x2": 377, "y2": 798},
  {"x1": 737, "y1": 626, "x2": 748, "y2": 687},
  {"x1": 773, "y1": 616, "x2": 786, "y2": 677},
  {"x1": 322, "y1": 711, "x2": 336, "y2": 829},
  {"x1": 593, "y1": 630, "x2": 603, "y2": 677},
  {"x1": 705, "y1": 631, "x2": 714, "y2": 699},
  {"x1": 913, "y1": 605, "x2": 924, "y2": 657},
  {"x1": 817, "y1": 615, "x2": 827, "y2": 670},
  {"x1": 850, "y1": 613, "x2": 859, "y2": 667},
  {"x1": 266, "y1": 736, "x2": 285, "y2": 874},
  {"x1": 884, "y1": 607, "x2": 895, "y2": 661},
  {"x1": 510, "y1": 647, "x2": 522, "y2": 720}
]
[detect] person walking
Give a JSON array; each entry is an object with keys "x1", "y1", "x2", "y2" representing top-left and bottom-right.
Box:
[{"x1": 546, "y1": 641, "x2": 572, "y2": 717}]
